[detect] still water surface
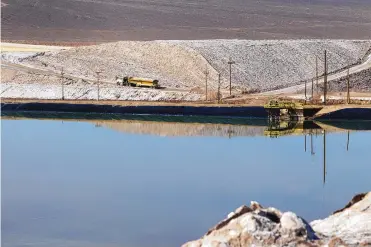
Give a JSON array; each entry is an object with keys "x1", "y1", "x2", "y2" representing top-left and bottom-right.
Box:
[{"x1": 2, "y1": 117, "x2": 371, "y2": 247}]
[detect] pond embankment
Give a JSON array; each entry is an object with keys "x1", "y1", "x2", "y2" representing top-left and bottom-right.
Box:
[
  {"x1": 1, "y1": 99, "x2": 371, "y2": 120},
  {"x1": 0, "y1": 101, "x2": 267, "y2": 118},
  {"x1": 312, "y1": 105, "x2": 371, "y2": 120}
]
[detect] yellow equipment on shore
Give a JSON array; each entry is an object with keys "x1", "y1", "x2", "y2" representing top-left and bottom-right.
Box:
[
  {"x1": 264, "y1": 100, "x2": 303, "y2": 109},
  {"x1": 116, "y1": 76, "x2": 160, "y2": 89}
]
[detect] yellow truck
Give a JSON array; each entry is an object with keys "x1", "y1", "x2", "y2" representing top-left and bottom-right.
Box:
[{"x1": 116, "y1": 76, "x2": 160, "y2": 89}]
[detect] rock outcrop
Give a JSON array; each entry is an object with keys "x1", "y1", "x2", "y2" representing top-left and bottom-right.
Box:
[
  {"x1": 183, "y1": 192, "x2": 371, "y2": 247},
  {"x1": 182, "y1": 201, "x2": 319, "y2": 247},
  {"x1": 311, "y1": 192, "x2": 371, "y2": 246}
]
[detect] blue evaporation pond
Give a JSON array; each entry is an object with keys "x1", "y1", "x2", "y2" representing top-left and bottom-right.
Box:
[{"x1": 1, "y1": 119, "x2": 371, "y2": 247}]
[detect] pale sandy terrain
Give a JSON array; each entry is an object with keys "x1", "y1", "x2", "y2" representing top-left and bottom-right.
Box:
[
  {"x1": 3, "y1": 40, "x2": 370, "y2": 90},
  {"x1": 2, "y1": 40, "x2": 370, "y2": 102}
]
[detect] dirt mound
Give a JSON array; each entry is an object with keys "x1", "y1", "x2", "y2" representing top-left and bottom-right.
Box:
[
  {"x1": 327, "y1": 68, "x2": 371, "y2": 92},
  {"x1": 173, "y1": 39, "x2": 371, "y2": 91},
  {"x1": 14, "y1": 40, "x2": 371, "y2": 93},
  {"x1": 17, "y1": 41, "x2": 220, "y2": 90},
  {"x1": 1, "y1": 67, "x2": 80, "y2": 85}
]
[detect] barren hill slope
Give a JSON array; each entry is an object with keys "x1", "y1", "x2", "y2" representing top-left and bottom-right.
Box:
[
  {"x1": 15, "y1": 39, "x2": 371, "y2": 93},
  {"x1": 174, "y1": 39, "x2": 371, "y2": 91},
  {"x1": 327, "y1": 68, "x2": 371, "y2": 92}
]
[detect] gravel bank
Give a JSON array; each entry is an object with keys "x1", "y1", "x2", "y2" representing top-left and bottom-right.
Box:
[
  {"x1": 1, "y1": 82, "x2": 202, "y2": 101},
  {"x1": 1, "y1": 67, "x2": 84, "y2": 85},
  {"x1": 173, "y1": 39, "x2": 371, "y2": 91},
  {"x1": 327, "y1": 68, "x2": 371, "y2": 92},
  {"x1": 5, "y1": 40, "x2": 370, "y2": 93}
]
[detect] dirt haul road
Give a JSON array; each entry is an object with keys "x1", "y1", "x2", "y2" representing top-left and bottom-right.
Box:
[
  {"x1": 1, "y1": 61, "x2": 188, "y2": 94},
  {"x1": 259, "y1": 52, "x2": 371, "y2": 95},
  {"x1": 0, "y1": 42, "x2": 69, "y2": 52}
]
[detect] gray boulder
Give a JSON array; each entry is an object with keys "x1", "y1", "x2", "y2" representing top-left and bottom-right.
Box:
[
  {"x1": 182, "y1": 201, "x2": 317, "y2": 247},
  {"x1": 182, "y1": 192, "x2": 371, "y2": 247},
  {"x1": 311, "y1": 192, "x2": 371, "y2": 246}
]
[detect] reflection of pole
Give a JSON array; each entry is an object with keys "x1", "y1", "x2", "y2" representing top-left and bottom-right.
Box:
[
  {"x1": 311, "y1": 133, "x2": 314, "y2": 155},
  {"x1": 305, "y1": 135, "x2": 307, "y2": 152},
  {"x1": 347, "y1": 131, "x2": 350, "y2": 151},
  {"x1": 323, "y1": 130, "x2": 326, "y2": 185}
]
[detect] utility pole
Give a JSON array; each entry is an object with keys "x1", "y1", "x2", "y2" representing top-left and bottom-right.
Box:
[
  {"x1": 228, "y1": 57, "x2": 235, "y2": 96},
  {"x1": 95, "y1": 71, "x2": 102, "y2": 101},
  {"x1": 316, "y1": 56, "x2": 319, "y2": 94},
  {"x1": 347, "y1": 68, "x2": 350, "y2": 104},
  {"x1": 311, "y1": 78, "x2": 314, "y2": 101},
  {"x1": 204, "y1": 66, "x2": 209, "y2": 101},
  {"x1": 323, "y1": 50, "x2": 328, "y2": 105},
  {"x1": 61, "y1": 68, "x2": 65, "y2": 100},
  {"x1": 304, "y1": 79, "x2": 307, "y2": 104},
  {"x1": 218, "y1": 73, "x2": 221, "y2": 103}
]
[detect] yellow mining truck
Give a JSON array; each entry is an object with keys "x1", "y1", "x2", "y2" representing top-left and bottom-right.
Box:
[{"x1": 116, "y1": 76, "x2": 160, "y2": 89}]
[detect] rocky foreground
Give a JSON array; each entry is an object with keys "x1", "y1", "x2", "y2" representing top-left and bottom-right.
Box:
[{"x1": 183, "y1": 192, "x2": 371, "y2": 247}]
